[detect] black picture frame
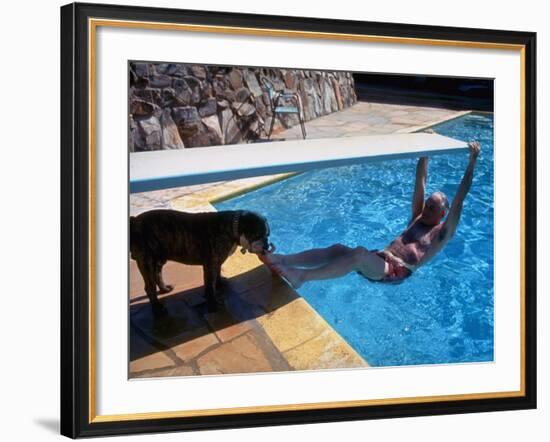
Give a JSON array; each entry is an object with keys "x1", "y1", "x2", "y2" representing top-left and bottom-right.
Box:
[{"x1": 60, "y1": 2, "x2": 537, "y2": 438}]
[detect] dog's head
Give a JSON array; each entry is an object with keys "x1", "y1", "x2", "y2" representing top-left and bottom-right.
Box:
[{"x1": 236, "y1": 211, "x2": 274, "y2": 255}]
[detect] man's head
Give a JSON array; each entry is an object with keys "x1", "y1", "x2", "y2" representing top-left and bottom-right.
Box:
[{"x1": 420, "y1": 191, "x2": 449, "y2": 225}]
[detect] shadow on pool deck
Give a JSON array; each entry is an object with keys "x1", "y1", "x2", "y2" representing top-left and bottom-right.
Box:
[
  {"x1": 129, "y1": 250, "x2": 367, "y2": 378},
  {"x1": 130, "y1": 262, "x2": 296, "y2": 361}
]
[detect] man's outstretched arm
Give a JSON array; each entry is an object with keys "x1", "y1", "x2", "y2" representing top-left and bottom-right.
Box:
[
  {"x1": 441, "y1": 141, "x2": 481, "y2": 242},
  {"x1": 411, "y1": 157, "x2": 428, "y2": 221}
]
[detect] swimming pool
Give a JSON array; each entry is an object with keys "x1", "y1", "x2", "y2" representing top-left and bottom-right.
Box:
[{"x1": 216, "y1": 113, "x2": 494, "y2": 367}]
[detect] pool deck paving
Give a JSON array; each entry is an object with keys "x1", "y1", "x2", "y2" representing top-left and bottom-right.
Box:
[
  {"x1": 130, "y1": 209, "x2": 366, "y2": 378},
  {"x1": 129, "y1": 100, "x2": 470, "y2": 378},
  {"x1": 270, "y1": 101, "x2": 470, "y2": 140}
]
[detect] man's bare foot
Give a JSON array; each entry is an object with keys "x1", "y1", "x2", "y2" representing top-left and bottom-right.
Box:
[
  {"x1": 258, "y1": 253, "x2": 286, "y2": 274},
  {"x1": 262, "y1": 253, "x2": 285, "y2": 265},
  {"x1": 271, "y1": 264, "x2": 305, "y2": 289}
]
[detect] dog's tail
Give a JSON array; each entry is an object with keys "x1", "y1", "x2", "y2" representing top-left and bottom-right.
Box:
[{"x1": 129, "y1": 216, "x2": 140, "y2": 245}]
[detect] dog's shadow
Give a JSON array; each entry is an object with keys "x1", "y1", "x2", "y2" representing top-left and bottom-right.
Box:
[{"x1": 129, "y1": 263, "x2": 298, "y2": 363}]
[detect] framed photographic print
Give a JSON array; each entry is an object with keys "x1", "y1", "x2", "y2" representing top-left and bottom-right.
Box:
[{"x1": 60, "y1": 2, "x2": 537, "y2": 438}]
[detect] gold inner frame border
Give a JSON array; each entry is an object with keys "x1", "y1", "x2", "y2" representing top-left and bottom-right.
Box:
[{"x1": 87, "y1": 17, "x2": 527, "y2": 424}]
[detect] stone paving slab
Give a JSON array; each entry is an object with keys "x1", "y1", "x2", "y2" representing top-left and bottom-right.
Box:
[
  {"x1": 196, "y1": 334, "x2": 282, "y2": 376},
  {"x1": 235, "y1": 276, "x2": 299, "y2": 314},
  {"x1": 204, "y1": 311, "x2": 255, "y2": 343},
  {"x1": 256, "y1": 298, "x2": 328, "y2": 353},
  {"x1": 170, "y1": 331, "x2": 220, "y2": 362},
  {"x1": 130, "y1": 297, "x2": 209, "y2": 353},
  {"x1": 140, "y1": 365, "x2": 196, "y2": 378},
  {"x1": 129, "y1": 332, "x2": 175, "y2": 374},
  {"x1": 284, "y1": 329, "x2": 365, "y2": 371}
]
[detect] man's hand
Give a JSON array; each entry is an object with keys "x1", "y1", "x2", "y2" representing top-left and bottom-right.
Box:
[
  {"x1": 442, "y1": 140, "x2": 480, "y2": 243},
  {"x1": 468, "y1": 141, "x2": 481, "y2": 161}
]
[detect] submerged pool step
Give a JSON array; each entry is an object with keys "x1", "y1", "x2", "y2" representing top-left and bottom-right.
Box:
[{"x1": 130, "y1": 133, "x2": 468, "y2": 193}]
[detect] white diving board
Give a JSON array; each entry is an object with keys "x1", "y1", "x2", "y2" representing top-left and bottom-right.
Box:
[{"x1": 130, "y1": 133, "x2": 468, "y2": 194}]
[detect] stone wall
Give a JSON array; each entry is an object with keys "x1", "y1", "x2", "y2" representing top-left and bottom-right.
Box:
[{"x1": 129, "y1": 62, "x2": 357, "y2": 151}]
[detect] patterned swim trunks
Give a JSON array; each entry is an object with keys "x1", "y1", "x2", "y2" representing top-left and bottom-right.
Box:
[{"x1": 358, "y1": 250, "x2": 412, "y2": 284}]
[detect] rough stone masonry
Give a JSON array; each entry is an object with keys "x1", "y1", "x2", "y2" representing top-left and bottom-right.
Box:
[{"x1": 129, "y1": 62, "x2": 357, "y2": 151}]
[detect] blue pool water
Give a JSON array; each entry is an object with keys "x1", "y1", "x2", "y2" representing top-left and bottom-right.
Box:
[{"x1": 216, "y1": 113, "x2": 494, "y2": 367}]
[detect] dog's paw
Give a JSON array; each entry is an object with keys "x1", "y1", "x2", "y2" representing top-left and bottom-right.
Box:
[{"x1": 158, "y1": 284, "x2": 174, "y2": 294}]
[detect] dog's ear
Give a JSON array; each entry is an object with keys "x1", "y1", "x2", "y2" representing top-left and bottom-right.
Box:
[
  {"x1": 239, "y1": 234, "x2": 249, "y2": 253},
  {"x1": 237, "y1": 211, "x2": 253, "y2": 234}
]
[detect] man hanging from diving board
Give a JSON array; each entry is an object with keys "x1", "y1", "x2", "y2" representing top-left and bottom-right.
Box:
[{"x1": 262, "y1": 140, "x2": 481, "y2": 288}]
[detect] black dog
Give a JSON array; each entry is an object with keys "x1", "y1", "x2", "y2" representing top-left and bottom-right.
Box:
[{"x1": 130, "y1": 209, "x2": 273, "y2": 315}]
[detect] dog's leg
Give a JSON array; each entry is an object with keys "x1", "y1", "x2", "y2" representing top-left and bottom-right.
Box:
[
  {"x1": 216, "y1": 275, "x2": 229, "y2": 289},
  {"x1": 136, "y1": 257, "x2": 167, "y2": 317},
  {"x1": 155, "y1": 261, "x2": 174, "y2": 294},
  {"x1": 204, "y1": 261, "x2": 223, "y2": 312}
]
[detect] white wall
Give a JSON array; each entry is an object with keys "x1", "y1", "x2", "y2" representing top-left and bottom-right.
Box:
[{"x1": 0, "y1": 0, "x2": 546, "y2": 440}]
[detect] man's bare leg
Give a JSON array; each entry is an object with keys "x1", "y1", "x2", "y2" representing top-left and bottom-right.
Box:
[
  {"x1": 272, "y1": 247, "x2": 386, "y2": 289},
  {"x1": 264, "y1": 243, "x2": 354, "y2": 268}
]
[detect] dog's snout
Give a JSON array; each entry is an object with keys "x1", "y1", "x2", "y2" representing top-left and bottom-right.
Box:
[{"x1": 262, "y1": 241, "x2": 276, "y2": 254}]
